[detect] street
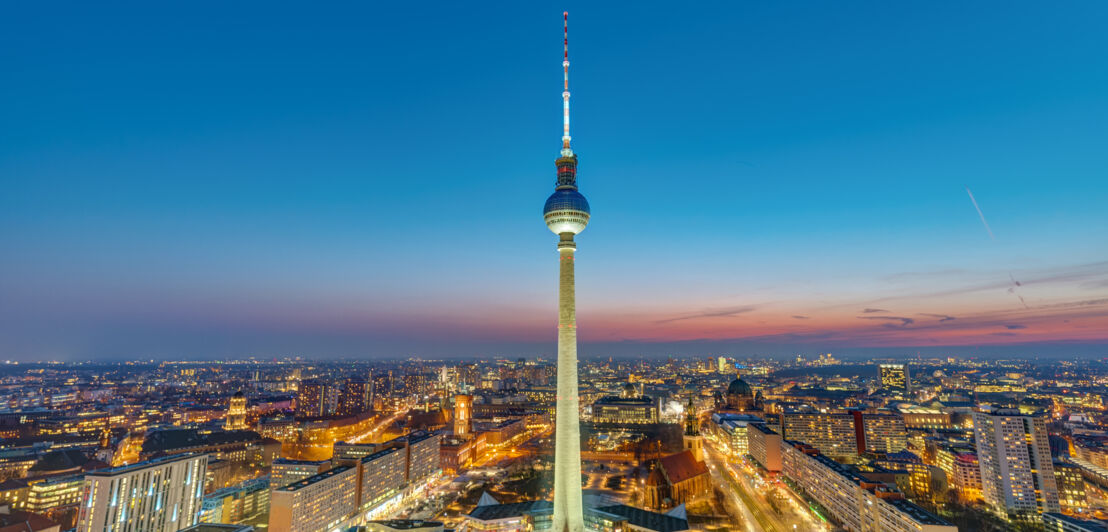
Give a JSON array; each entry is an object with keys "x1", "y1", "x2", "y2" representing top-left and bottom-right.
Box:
[{"x1": 702, "y1": 436, "x2": 827, "y2": 532}]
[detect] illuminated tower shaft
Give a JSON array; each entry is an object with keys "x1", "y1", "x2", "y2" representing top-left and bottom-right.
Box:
[
  {"x1": 544, "y1": 12, "x2": 589, "y2": 532},
  {"x1": 553, "y1": 234, "x2": 584, "y2": 532}
]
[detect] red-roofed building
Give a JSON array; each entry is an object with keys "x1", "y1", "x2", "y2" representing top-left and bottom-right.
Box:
[
  {"x1": 0, "y1": 505, "x2": 60, "y2": 532},
  {"x1": 643, "y1": 451, "x2": 710, "y2": 510}
]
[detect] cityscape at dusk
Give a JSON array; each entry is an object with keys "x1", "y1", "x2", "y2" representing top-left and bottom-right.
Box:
[{"x1": 1, "y1": 3, "x2": 1108, "y2": 532}]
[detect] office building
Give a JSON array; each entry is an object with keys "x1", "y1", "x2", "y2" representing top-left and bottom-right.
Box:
[
  {"x1": 77, "y1": 453, "x2": 208, "y2": 532},
  {"x1": 879, "y1": 364, "x2": 911, "y2": 396},
  {"x1": 709, "y1": 413, "x2": 763, "y2": 458},
  {"x1": 591, "y1": 396, "x2": 658, "y2": 424},
  {"x1": 781, "y1": 441, "x2": 956, "y2": 532},
  {"x1": 747, "y1": 423, "x2": 782, "y2": 473},
  {"x1": 973, "y1": 408, "x2": 1060, "y2": 521},
  {"x1": 898, "y1": 405, "x2": 954, "y2": 430},
  {"x1": 268, "y1": 466, "x2": 358, "y2": 532}
]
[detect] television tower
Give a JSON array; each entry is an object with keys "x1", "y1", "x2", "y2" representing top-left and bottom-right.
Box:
[{"x1": 543, "y1": 12, "x2": 589, "y2": 532}]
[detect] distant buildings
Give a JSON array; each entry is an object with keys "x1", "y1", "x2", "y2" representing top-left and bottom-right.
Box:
[
  {"x1": 724, "y1": 377, "x2": 756, "y2": 411},
  {"x1": 879, "y1": 364, "x2": 911, "y2": 396},
  {"x1": 77, "y1": 453, "x2": 208, "y2": 532},
  {"x1": 591, "y1": 396, "x2": 658, "y2": 425},
  {"x1": 973, "y1": 407, "x2": 1060, "y2": 521},
  {"x1": 224, "y1": 392, "x2": 247, "y2": 431},
  {"x1": 340, "y1": 379, "x2": 373, "y2": 416},
  {"x1": 295, "y1": 381, "x2": 331, "y2": 418},
  {"x1": 453, "y1": 395, "x2": 472, "y2": 437}
]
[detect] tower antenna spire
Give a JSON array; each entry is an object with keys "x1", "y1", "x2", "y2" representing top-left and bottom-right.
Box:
[{"x1": 561, "y1": 11, "x2": 572, "y2": 156}]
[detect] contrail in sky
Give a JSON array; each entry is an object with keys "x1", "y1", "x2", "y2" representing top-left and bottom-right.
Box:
[{"x1": 965, "y1": 186, "x2": 995, "y2": 240}]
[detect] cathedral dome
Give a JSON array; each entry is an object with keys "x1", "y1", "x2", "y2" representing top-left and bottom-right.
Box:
[{"x1": 727, "y1": 378, "x2": 752, "y2": 397}]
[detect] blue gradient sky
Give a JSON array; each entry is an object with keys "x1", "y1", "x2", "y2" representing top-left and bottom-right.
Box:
[{"x1": 2, "y1": 2, "x2": 1107, "y2": 360}]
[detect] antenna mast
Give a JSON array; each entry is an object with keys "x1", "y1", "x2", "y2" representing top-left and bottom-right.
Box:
[{"x1": 562, "y1": 11, "x2": 572, "y2": 156}]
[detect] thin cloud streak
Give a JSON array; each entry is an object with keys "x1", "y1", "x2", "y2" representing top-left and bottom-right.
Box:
[{"x1": 966, "y1": 186, "x2": 995, "y2": 240}]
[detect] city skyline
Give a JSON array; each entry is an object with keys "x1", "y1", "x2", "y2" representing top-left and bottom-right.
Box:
[{"x1": 3, "y1": 2, "x2": 1108, "y2": 360}]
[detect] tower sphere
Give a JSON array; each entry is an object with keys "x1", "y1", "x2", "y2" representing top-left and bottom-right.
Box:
[{"x1": 543, "y1": 188, "x2": 590, "y2": 234}]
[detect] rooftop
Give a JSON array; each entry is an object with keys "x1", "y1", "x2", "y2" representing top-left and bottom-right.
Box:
[
  {"x1": 86, "y1": 453, "x2": 203, "y2": 477},
  {"x1": 277, "y1": 465, "x2": 352, "y2": 492},
  {"x1": 594, "y1": 504, "x2": 690, "y2": 532},
  {"x1": 883, "y1": 498, "x2": 955, "y2": 526},
  {"x1": 467, "y1": 500, "x2": 553, "y2": 521}
]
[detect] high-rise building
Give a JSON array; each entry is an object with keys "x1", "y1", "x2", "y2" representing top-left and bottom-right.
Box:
[
  {"x1": 973, "y1": 408, "x2": 1060, "y2": 521},
  {"x1": 296, "y1": 381, "x2": 330, "y2": 418},
  {"x1": 543, "y1": 12, "x2": 589, "y2": 532},
  {"x1": 781, "y1": 412, "x2": 857, "y2": 459},
  {"x1": 935, "y1": 445, "x2": 982, "y2": 503},
  {"x1": 77, "y1": 453, "x2": 208, "y2": 532},
  {"x1": 340, "y1": 379, "x2": 372, "y2": 416},
  {"x1": 454, "y1": 394, "x2": 472, "y2": 437},
  {"x1": 852, "y1": 411, "x2": 908, "y2": 454},
  {"x1": 403, "y1": 431, "x2": 441, "y2": 486},
  {"x1": 879, "y1": 364, "x2": 911, "y2": 396},
  {"x1": 357, "y1": 446, "x2": 406, "y2": 514},
  {"x1": 268, "y1": 466, "x2": 358, "y2": 532},
  {"x1": 747, "y1": 423, "x2": 782, "y2": 473},
  {"x1": 225, "y1": 391, "x2": 247, "y2": 431}
]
